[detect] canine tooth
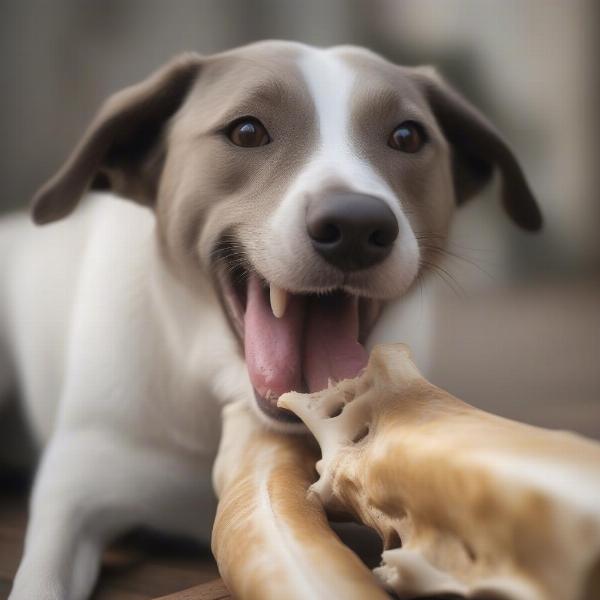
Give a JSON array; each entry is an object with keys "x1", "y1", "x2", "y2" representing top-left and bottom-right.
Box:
[{"x1": 270, "y1": 284, "x2": 288, "y2": 319}]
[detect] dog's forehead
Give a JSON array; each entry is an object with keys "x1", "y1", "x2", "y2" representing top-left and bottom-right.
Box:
[
  {"x1": 193, "y1": 41, "x2": 425, "y2": 122},
  {"x1": 199, "y1": 41, "x2": 309, "y2": 100},
  {"x1": 220, "y1": 40, "x2": 414, "y2": 82}
]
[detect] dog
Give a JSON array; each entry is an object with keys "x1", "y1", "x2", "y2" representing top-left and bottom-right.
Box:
[{"x1": 0, "y1": 40, "x2": 540, "y2": 599}]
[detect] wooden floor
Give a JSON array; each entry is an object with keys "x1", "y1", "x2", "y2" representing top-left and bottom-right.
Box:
[
  {"x1": 429, "y1": 280, "x2": 600, "y2": 440},
  {"x1": 0, "y1": 472, "x2": 228, "y2": 600}
]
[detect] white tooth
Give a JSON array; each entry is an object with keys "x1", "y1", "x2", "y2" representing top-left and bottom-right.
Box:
[{"x1": 269, "y1": 284, "x2": 288, "y2": 319}]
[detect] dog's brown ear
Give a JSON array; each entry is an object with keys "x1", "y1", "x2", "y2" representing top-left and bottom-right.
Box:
[
  {"x1": 415, "y1": 68, "x2": 542, "y2": 231},
  {"x1": 32, "y1": 53, "x2": 202, "y2": 225}
]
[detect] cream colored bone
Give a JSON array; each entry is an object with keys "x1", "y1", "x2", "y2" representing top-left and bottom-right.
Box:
[
  {"x1": 279, "y1": 344, "x2": 600, "y2": 600},
  {"x1": 211, "y1": 401, "x2": 388, "y2": 600}
]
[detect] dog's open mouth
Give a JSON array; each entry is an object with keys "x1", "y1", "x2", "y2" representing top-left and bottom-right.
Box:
[{"x1": 214, "y1": 243, "x2": 382, "y2": 422}]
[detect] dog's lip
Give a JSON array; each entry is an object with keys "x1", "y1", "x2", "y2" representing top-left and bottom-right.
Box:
[
  {"x1": 253, "y1": 389, "x2": 302, "y2": 423},
  {"x1": 215, "y1": 266, "x2": 246, "y2": 343}
]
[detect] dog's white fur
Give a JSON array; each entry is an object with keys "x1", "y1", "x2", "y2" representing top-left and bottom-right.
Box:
[
  {"x1": 0, "y1": 47, "x2": 420, "y2": 600},
  {"x1": 2, "y1": 198, "x2": 244, "y2": 598},
  {"x1": 0, "y1": 42, "x2": 538, "y2": 599}
]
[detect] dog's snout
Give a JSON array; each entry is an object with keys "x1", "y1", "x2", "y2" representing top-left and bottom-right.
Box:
[{"x1": 306, "y1": 192, "x2": 399, "y2": 271}]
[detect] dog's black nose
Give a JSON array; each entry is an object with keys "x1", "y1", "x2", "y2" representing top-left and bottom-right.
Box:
[{"x1": 306, "y1": 192, "x2": 399, "y2": 271}]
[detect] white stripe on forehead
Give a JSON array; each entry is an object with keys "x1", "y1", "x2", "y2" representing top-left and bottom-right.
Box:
[
  {"x1": 297, "y1": 48, "x2": 355, "y2": 158},
  {"x1": 284, "y1": 46, "x2": 400, "y2": 213}
]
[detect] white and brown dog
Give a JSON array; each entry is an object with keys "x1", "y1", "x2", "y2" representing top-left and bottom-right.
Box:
[{"x1": 0, "y1": 41, "x2": 540, "y2": 599}]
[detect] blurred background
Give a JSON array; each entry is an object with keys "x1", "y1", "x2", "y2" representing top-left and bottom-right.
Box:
[{"x1": 1, "y1": 0, "x2": 598, "y2": 437}]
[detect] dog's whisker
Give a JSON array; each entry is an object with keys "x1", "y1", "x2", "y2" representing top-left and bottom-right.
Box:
[
  {"x1": 420, "y1": 260, "x2": 465, "y2": 299},
  {"x1": 416, "y1": 231, "x2": 496, "y2": 256},
  {"x1": 418, "y1": 243, "x2": 496, "y2": 281}
]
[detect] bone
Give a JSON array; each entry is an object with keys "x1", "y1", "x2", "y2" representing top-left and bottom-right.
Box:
[
  {"x1": 279, "y1": 344, "x2": 600, "y2": 600},
  {"x1": 211, "y1": 401, "x2": 389, "y2": 600}
]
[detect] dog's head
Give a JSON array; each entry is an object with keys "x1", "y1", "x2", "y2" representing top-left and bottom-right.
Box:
[{"x1": 32, "y1": 41, "x2": 541, "y2": 425}]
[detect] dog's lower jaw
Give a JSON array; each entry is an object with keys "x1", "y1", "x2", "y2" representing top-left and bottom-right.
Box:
[
  {"x1": 253, "y1": 389, "x2": 303, "y2": 424},
  {"x1": 247, "y1": 390, "x2": 309, "y2": 433}
]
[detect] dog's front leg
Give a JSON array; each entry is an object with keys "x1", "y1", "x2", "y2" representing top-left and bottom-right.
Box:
[{"x1": 9, "y1": 428, "x2": 216, "y2": 600}]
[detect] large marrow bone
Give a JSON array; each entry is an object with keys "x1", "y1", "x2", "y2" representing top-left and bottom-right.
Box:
[
  {"x1": 211, "y1": 401, "x2": 388, "y2": 600},
  {"x1": 279, "y1": 344, "x2": 600, "y2": 600}
]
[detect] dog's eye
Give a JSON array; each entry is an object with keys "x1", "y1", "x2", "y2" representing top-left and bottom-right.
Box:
[
  {"x1": 388, "y1": 121, "x2": 426, "y2": 153},
  {"x1": 228, "y1": 118, "x2": 271, "y2": 148}
]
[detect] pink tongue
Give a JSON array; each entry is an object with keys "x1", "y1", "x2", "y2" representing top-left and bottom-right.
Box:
[
  {"x1": 302, "y1": 294, "x2": 368, "y2": 393},
  {"x1": 244, "y1": 275, "x2": 305, "y2": 399},
  {"x1": 244, "y1": 274, "x2": 368, "y2": 400}
]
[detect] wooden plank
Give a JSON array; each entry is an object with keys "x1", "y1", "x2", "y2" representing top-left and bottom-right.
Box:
[
  {"x1": 0, "y1": 485, "x2": 26, "y2": 587},
  {"x1": 153, "y1": 579, "x2": 231, "y2": 600},
  {"x1": 97, "y1": 558, "x2": 219, "y2": 599},
  {"x1": 92, "y1": 586, "x2": 152, "y2": 600}
]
